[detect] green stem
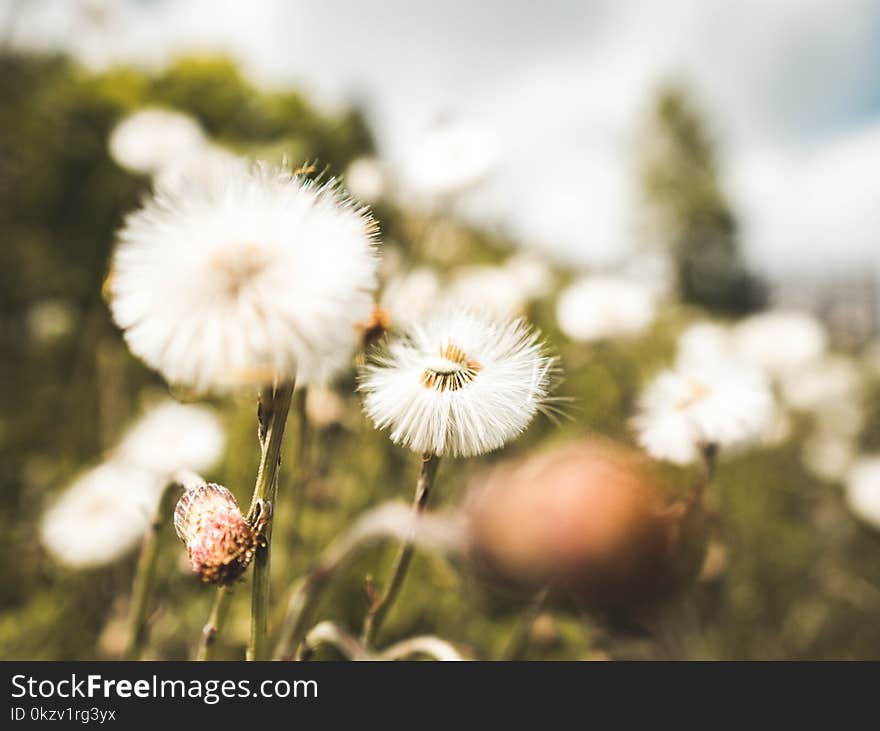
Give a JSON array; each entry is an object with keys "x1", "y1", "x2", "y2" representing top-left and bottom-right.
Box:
[
  {"x1": 501, "y1": 585, "x2": 551, "y2": 661},
  {"x1": 247, "y1": 380, "x2": 295, "y2": 661},
  {"x1": 361, "y1": 453, "x2": 440, "y2": 647},
  {"x1": 197, "y1": 586, "x2": 232, "y2": 661},
  {"x1": 122, "y1": 479, "x2": 181, "y2": 660}
]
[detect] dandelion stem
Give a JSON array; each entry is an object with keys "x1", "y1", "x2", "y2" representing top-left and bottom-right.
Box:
[
  {"x1": 122, "y1": 478, "x2": 181, "y2": 660},
  {"x1": 247, "y1": 380, "x2": 295, "y2": 661},
  {"x1": 501, "y1": 585, "x2": 551, "y2": 661},
  {"x1": 197, "y1": 585, "x2": 232, "y2": 661},
  {"x1": 361, "y1": 453, "x2": 441, "y2": 647},
  {"x1": 691, "y1": 441, "x2": 718, "y2": 506}
]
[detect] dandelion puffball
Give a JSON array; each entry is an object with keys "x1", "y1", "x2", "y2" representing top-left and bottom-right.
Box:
[
  {"x1": 633, "y1": 364, "x2": 775, "y2": 465},
  {"x1": 109, "y1": 108, "x2": 205, "y2": 174},
  {"x1": 732, "y1": 310, "x2": 827, "y2": 376},
  {"x1": 360, "y1": 310, "x2": 557, "y2": 458},
  {"x1": 556, "y1": 276, "x2": 656, "y2": 343},
  {"x1": 40, "y1": 463, "x2": 161, "y2": 568},
  {"x1": 845, "y1": 457, "x2": 880, "y2": 530},
  {"x1": 115, "y1": 400, "x2": 225, "y2": 477},
  {"x1": 109, "y1": 161, "x2": 378, "y2": 391}
]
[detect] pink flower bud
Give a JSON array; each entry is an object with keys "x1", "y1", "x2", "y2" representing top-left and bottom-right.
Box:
[{"x1": 174, "y1": 483, "x2": 260, "y2": 585}]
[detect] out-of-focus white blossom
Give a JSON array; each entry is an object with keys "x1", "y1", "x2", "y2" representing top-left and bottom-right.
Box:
[
  {"x1": 153, "y1": 145, "x2": 242, "y2": 194},
  {"x1": 398, "y1": 118, "x2": 498, "y2": 201},
  {"x1": 732, "y1": 310, "x2": 827, "y2": 376},
  {"x1": 780, "y1": 356, "x2": 862, "y2": 413},
  {"x1": 345, "y1": 157, "x2": 386, "y2": 203},
  {"x1": 40, "y1": 462, "x2": 161, "y2": 568},
  {"x1": 845, "y1": 457, "x2": 880, "y2": 529},
  {"x1": 556, "y1": 276, "x2": 655, "y2": 343},
  {"x1": 109, "y1": 107, "x2": 205, "y2": 175},
  {"x1": 633, "y1": 363, "x2": 775, "y2": 465},
  {"x1": 381, "y1": 268, "x2": 442, "y2": 329},
  {"x1": 676, "y1": 322, "x2": 733, "y2": 370},
  {"x1": 115, "y1": 400, "x2": 225, "y2": 477}
]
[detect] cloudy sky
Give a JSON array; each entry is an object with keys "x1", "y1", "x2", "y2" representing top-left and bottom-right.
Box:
[{"x1": 6, "y1": 0, "x2": 880, "y2": 276}]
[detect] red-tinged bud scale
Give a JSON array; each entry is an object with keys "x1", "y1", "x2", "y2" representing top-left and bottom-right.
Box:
[{"x1": 174, "y1": 483, "x2": 260, "y2": 585}]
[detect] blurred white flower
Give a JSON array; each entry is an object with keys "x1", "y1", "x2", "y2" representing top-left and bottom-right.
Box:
[
  {"x1": 556, "y1": 276, "x2": 655, "y2": 342},
  {"x1": 732, "y1": 310, "x2": 827, "y2": 377},
  {"x1": 503, "y1": 253, "x2": 554, "y2": 301},
  {"x1": 109, "y1": 161, "x2": 378, "y2": 391},
  {"x1": 305, "y1": 385, "x2": 347, "y2": 427},
  {"x1": 398, "y1": 118, "x2": 498, "y2": 201},
  {"x1": 40, "y1": 462, "x2": 160, "y2": 568},
  {"x1": 109, "y1": 107, "x2": 205, "y2": 175},
  {"x1": 802, "y1": 433, "x2": 855, "y2": 483},
  {"x1": 845, "y1": 457, "x2": 880, "y2": 529},
  {"x1": 381, "y1": 268, "x2": 442, "y2": 329},
  {"x1": 115, "y1": 400, "x2": 225, "y2": 476},
  {"x1": 780, "y1": 356, "x2": 861, "y2": 413},
  {"x1": 676, "y1": 322, "x2": 733, "y2": 370},
  {"x1": 360, "y1": 310, "x2": 556, "y2": 458},
  {"x1": 444, "y1": 265, "x2": 528, "y2": 320},
  {"x1": 633, "y1": 363, "x2": 775, "y2": 465},
  {"x1": 345, "y1": 157, "x2": 386, "y2": 203}
]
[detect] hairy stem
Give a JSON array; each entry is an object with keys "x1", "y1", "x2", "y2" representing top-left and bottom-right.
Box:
[
  {"x1": 361, "y1": 453, "x2": 440, "y2": 647},
  {"x1": 122, "y1": 478, "x2": 183, "y2": 660},
  {"x1": 247, "y1": 380, "x2": 295, "y2": 661}
]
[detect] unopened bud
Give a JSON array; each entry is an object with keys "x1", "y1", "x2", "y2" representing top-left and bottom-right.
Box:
[{"x1": 174, "y1": 483, "x2": 261, "y2": 585}]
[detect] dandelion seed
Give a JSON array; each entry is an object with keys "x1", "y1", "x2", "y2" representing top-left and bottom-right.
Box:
[
  {"x1": 632, "y1": 363, "x2": 775, "y2": 465},
  {"x1": 108, "y1": 161, "x2": 379, "y2": 391},
  {"x1": 174, "y1": 483, "x2": 263, "y2": 585},
  {"x1": 360, "y1": 310, "x2": 557, "y2": 458}
]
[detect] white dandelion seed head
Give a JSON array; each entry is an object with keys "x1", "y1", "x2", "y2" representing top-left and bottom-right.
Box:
[
  {"x1": 556, "y1": 276, "x2": 656, "y2": 343},
  {"x1": 40, "y1": 462, "x2": 161, "y2": 569},
  {"x1": 109, "y1": 107, "x2": 205, "y2": 174},
  {"x1": 360, "y1": 310, "x2": 557, "y2": 458},
  {"x1": 115, "y1": 400, "x2": 226, "y2": 477},
  {"x1": 109, "y1": 161, "x2": 379, "y2": 392},
  {"x1": 732, "y1": 310, "x2": 828, "y2": 377},
  {"x1": 845, "y1": 457, "x2": 880, "y2": 529},
  {"x1": 633, "y1": 363, "x2": 775, "y2": 465}
]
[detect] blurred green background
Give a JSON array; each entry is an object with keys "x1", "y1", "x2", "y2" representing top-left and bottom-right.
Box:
[{"x1": 2, "y1": 50, "x2": 880, "y2": 661}]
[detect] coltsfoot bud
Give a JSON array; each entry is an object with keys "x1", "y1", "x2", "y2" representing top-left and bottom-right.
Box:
[{"x1": 174, "y1": 483, "x2": 262, "y2": 585}]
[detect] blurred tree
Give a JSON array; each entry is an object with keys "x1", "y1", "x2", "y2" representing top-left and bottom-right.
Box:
[{"x1": 638, "y1": 86, "x2": 764, "y2": 314}]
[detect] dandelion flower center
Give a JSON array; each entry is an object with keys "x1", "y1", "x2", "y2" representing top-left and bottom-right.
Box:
[
  {"x1": 421, "y1": 341, "x2": 482, "y2": 392},
  {"x1": 209, "y1": 242, "x2": 271, "y2": 298}
]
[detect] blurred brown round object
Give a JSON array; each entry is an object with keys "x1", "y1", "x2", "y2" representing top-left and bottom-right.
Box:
[{"x1": 466, "y1": 438, "x2": 706, "y2": 610}]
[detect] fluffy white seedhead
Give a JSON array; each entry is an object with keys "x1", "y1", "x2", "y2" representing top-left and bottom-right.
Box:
[
  {"x1": 556, "y1": 276, "x2": 656, "y2": 343},
  {"x1": 40, "y1": 462, "x2": 161, "y2": 568},
  {"x1": 360, "y1": 310, "x2": 557, "y2": 458},
  {"x1": 115, "y1": 400, "x2": 226, "y2": 476},
  {"x1": 109, "y1": 161, "x2": 379, "y2": 391},
  {"x1": 633, "y1": 363, "x2": 775, "y2": 465}
]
